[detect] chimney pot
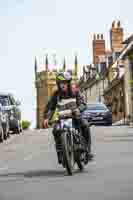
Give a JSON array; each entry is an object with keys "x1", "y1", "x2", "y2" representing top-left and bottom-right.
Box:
[
  {"x1": 117, "y1": 20, "x2": 121, "y2": 28},
  {"x1": 97, "y1": 34, "x2": 100, "y2": 40},
  {"x1": 112, "y1": 21, "x2": 115, "y2": 28}
]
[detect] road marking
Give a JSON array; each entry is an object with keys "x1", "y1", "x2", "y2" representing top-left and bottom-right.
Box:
[
  {"x1": 0, "y1": 166, "x2": 8, "y2": 171},
  {"x1": 24, "y1": 154, "x2": 33, "y2": 161}
]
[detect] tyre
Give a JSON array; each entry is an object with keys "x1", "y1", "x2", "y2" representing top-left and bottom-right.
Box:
[
  {"x1": 14, "y1": 120, "x2": 21, "y2": 134},
  {"x1": 0, "y1": 127, "x2": 4, "y2": 142},
  {"x1": 106, "y1": 122, "x2": 112, "y2": 126},
  {"x1": 3, "y1": 122, "x2": 9, "y2": 140},
  {"x1": 75, "y1": 151, "x2": 84, "y2": 171},
  {"x1": 61, "y1": 131, "x2": 74, "y2": 176},
  {"x1": 3, "y1": 128, "x2": 8, "y2": 140}
]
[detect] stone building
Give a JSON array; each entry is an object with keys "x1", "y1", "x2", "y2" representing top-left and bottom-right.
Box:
[
  {"x1": 35, "y1": 55, "x2": 79, "y2": 129},
  {"x1": 104, "y1": 26, "x2": 133, "y2": 124},
  {"x1": 120, "y1": 35, "x2": 133, "y2": 125},
  {"x1": 79, "y1": 32, "x2": 108, "y2": 103},
  {"x1": 79, "y1": 64, "x2": 108, "y2": 103}
]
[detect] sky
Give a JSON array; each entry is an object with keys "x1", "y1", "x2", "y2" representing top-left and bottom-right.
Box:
[{"x1": 0, "y1": 0, "x2": 132, "y2": 128}]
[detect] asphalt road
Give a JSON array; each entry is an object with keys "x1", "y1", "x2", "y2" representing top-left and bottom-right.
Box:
[{"x1": 0, "y1": 126, "x2": 132, "y2": 200}]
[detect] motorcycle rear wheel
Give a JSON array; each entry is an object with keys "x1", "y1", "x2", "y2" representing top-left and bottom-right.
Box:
[{"x1": 75, "y1": 151, "x2": 84, "y2": 171}]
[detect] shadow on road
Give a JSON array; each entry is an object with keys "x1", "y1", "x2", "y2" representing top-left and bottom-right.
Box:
[
  {"x1": 0, "y1": 169, "x2": 65, "y2": 178},
  {"x1": 0, "y1": 168, "x2": 84, "y2": 179}
]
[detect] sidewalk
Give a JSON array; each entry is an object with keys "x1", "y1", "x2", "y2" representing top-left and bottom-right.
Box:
[{"x1": 112, "y1": 118, "x2": 129, "y2": 126}]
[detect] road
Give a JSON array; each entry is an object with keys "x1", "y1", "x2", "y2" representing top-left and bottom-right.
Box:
[{"x1": 0, "y1": 126, "x2": 132, "y2": 200}]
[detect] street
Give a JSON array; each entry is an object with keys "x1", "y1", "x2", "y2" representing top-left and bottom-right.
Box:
[{"x1": 0, "y1": 126, "x2": 132, "y2": 200}]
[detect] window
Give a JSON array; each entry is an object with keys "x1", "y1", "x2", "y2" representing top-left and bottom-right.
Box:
[
  {"x1": 0, "y1": 96, "x2": 10, "y2": 106},
  {"x1": 115, "y1": 52, "x2": 121, "y2": 60},
  {"x1": 86, "y1": 104, "x2": 108, "y2": 111},
  {"x1": 108, "y1": 56, "x2": 113, "y2": 67}
]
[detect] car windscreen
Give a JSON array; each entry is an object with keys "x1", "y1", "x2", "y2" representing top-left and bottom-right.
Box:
[
  {"x1": 86, "y1": 104, "x2": 108, "y2": 111},
  {"x1": 0, "y1": 96, "x2": 9, "y2": 106}
]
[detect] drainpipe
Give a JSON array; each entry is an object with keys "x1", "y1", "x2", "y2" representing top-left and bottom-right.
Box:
[{"x1": 128, "y1": 53, "x2": 133, "y2": 126}]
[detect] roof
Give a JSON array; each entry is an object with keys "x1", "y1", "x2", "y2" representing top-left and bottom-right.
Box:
[
  {"x1": 0, "y1": 92, "x2": 13, "y2": 96},
  {"x1": 119, "y1": 40, "x2": 133, "y2": 59},
  {"x1": 122, "y1": 34, "x2": 133, "y2": 44}
]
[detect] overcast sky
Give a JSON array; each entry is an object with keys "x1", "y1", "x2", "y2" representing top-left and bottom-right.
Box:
[{"x1": 0, "y1": 0, "x2": 132, "y2": 127}]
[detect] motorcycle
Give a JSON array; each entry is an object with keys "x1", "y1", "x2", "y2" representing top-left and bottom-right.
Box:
[{"x1": 51, "y1": 98, "x2": 89, "y2": 175}]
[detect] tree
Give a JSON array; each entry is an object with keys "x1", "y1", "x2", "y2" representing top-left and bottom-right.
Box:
[{"x1": 22, "y1": 120, "x2": 31, "y2": 130}]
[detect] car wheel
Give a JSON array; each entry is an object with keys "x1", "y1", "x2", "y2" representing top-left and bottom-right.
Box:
[
  {"x1": 4, "y1": 122, "x2": 10, "y2": 139},
  {"x1": 106, "y1": 122, "x2": 112, "y2": 126},
  {"x1": 14, "y1": 120, "x2": 21, "y2": 134},
  {"x1": 0, "y1": 127, "x2": 4, "y2": 142}
]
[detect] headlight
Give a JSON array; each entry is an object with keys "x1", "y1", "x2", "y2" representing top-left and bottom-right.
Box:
[
  {"x1": 1, "y1": 115, "x2": 7, "y2": 122},
  {"x1": 10, "y1": 115, "x2": 14, "y2": 120}
]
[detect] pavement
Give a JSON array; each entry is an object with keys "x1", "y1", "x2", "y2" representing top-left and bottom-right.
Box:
[
  {"x1": 112, "y1": 118, "x2": 129, "y2": 126},
  {"x1": 0, "y1": 126, "x2": 132, "y2": 200}
]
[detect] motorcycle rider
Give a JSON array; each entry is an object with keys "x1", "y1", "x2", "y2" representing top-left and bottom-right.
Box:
[{"x1": 43, "y1": 71, "x2": 93, "y2": 163}]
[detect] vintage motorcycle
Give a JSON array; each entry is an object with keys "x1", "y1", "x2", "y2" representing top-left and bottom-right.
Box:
[{"x1": 51, "y1": 98, "x2": 89, "y2": 175}]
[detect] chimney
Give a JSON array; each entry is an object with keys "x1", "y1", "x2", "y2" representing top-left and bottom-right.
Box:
[
  {"x1": 92, "y1": 33, "x2": 105, "y2": 64},
  {"x1": 110, "y1": 20, "x2": 124, "y2": 52},
  {"x1": 112, "y1": 21, "x2": 115, "y2": 28},
  {"x1": 94, "y1": 34, "x2": 96, "y2": 40}
]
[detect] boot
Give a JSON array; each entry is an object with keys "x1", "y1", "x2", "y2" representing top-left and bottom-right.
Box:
[
  {"x1": 57, "y1": 151, "x2": 62, "y2": 164},
  {"x1": 55, "y1": 137, "x2": 62, "y2": 164},
  {"x1": 87, "y1": 143, "x2": 94, "y2": 161}
]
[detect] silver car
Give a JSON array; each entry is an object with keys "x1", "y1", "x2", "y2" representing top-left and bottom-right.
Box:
[
  {"x1": 0, "y1": 93, "x2": 22, "y2": 134},
  {"x1": 0, "y1": 104, "x2": 9, "y2": 142}
]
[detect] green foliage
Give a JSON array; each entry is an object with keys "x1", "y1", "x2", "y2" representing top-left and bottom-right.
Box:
[{"x1": 22, "y1": 120, "x2": 31, "y2": 130}]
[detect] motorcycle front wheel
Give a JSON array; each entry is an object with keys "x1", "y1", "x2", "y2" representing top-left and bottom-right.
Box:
[{"x1": 61, "y1": 131, "x2": 74, "y2": 176}]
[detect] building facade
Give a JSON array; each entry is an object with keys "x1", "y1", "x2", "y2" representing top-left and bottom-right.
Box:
[{"x1": 79, "y1": 21, "x2": 133, "y2": 123}]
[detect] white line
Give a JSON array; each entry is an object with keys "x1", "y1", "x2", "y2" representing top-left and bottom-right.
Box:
[
  {"x1": 24, "y1": 154, "x2": 33, "y2": 161},
  {"x1": 0, "y1": 166, "x2": 8, "y2": 171}
]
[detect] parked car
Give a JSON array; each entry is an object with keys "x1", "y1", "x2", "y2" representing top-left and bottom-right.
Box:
[
  {"x1": 0, "y1": 104, "x2": 9, "y2": 142},
  {"x1": 0, "y1": 93, "x2": 22, "y2": 134},
  {"x1": 81, "y1": 102, "x2": 112, "y2": 126},
  {"x1": 0, "y1": 115, "x2": 4, "y2": 142},
  {"x1": 0, "y1": 104, "x2": 10, "y2": 140}
]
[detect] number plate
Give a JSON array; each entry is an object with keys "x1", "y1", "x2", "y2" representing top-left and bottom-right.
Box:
[
  {"x1": 61, "y1": 118, "x2": 72, "y2": 128},
  {"x1": 92, "y1": 117, "x2": 103, "y2": 120}
]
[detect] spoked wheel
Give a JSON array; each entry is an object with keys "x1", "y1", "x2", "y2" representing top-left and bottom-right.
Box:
[{"x1": 61, "y1": 131, "x2": 74, "y2": 176}]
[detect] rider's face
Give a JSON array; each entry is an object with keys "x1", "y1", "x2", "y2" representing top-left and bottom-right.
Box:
[{"x1": 59, "y1": 81, "x2": 68, "y2": 91}]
